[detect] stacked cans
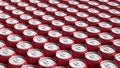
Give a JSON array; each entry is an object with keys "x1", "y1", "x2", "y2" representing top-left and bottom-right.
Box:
[{"x1": 0, "y1": 0, "x2": 120, "y2": 68}]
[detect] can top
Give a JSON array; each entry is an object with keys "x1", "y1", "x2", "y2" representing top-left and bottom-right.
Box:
[
  {"x1": 86, "y1": 38, "x2": 101, "y2": 46},
  {"x1": 72, "y1": 44, "x2": 87, "y2": 52},
  {"x1": 113, "y1": 39, "x2": 120, "y2": 47},
  {"x1": 0, "y1": 13, "x2": 10, "y2": 19},
  {"x1": 23, "y1": 29, "x2": 36, "y2": 36},
  {"x1": 98, "y1": 5, "x2": 110, "y2": 10},
  {"x1": 27, "y1": 49, "x2": 43, "y2": 58},
  {"x1": 111, "y1": 27, "x2": 120, "y2": 34},
  {"x1": 17, "y1": 41, "x2": 32, "y2": 49},
  {"x1": 78, "y1": 4, "x2": 89, "y2": 9},
  {"x1": 0, "y1": 47, "x2": 14, "y2": 56},
  {"x1": 25, "y1": 6, "x2": 36, "y2": 11},
  {"x1": 6, "y1": 18, "x2": 18, "y2": 24},
  {"x1": 44, "y1": 42, "x2": 59, "y2": 51},
  {"x1": 7, "y1": 34, "x2": 21, "y2": 42},
  {"x1": 5, "y1": 5, "x2": 16, "y2": 10},
  {"x1": 9, "y1": 55, "x2": 25, "y2": 65},
  {"x1": 75, "y1": 21, "x2": 88, "y2": 27},
  {"x1": 76, "y1": 12, "x2": 89, "y2": 17},
  {"x1": 0, "y1": 28, "x2": 12, "y2": 35},
  {"x1": 87, "y1": 26, "x2": 100, "y2": 33},
  {"x1": 108, "y1": 1, "x2": 119, "y2": 6},
  {"x1": 62, "y1": 25, "x2": 75, "y2": 32},
  {"x1": 49, "y1": 0, "x2": 60, "y2": 4},
  {"x1": 0, "y1": 63, "x2": 6, "y2": 68},
  {"x1": 85, "y1": 51, "x2": 101, "y2": 61},
  {"x1": 18, "y1": 2, "x2": 28, "y2": 7},
  {"x1": 46, "y1": 7, "x2": 57, "y2": 12},
  {"x1": 38, "y1": 57, "x2": 55, "y2": 67},
  {"x1": 29, "y1": 19, "x2": 41, "y2": 25},
  {"x1": 67, "y1": 7, "x2": 78, "y2": 13},
  {"x1": 37, "y1": 2, "x2": 48, "y2": 7},
  {"x1": 11, "y1": 0, "x2": 21, "y2": 3},
  {"x1": 99, "y1": 0, "x2": 109, "y2": 2},
  {"x1": 56, "y1": 50, "x2": 72, "y2": 59},
  {"x1": 100, "y1": 45, "x2": 115, "y2": 54},
  {"x1": 48, "y1": 30, "x2": 62, "y2": 37},
  {"x1": 52, "y1": 20, "x2": 64, "y2": 26},
  {"x1": 115, "y1": 53, "x2": 120, "y2": 61},
  {"x1": 12, "y1": 9, "x2": 24, "y2": 15},
  {"x1": 68, "y1": 0, "x2": 79, "y2": 5},
  {"x1": 55, "y1": 11, "x2": 66, "y2": 16},
  {"x1": 21, "y1": 64, "x2": 36, "y2": 68},
  {"x1": 88, "y1": 1, "x2": 99, "y2": 6},
  {"x1": 42, "y1": 15, "x2": 54, "y2": 21},
  {"x1": 110, "y1": 17, "x2": 120, "y2": 24},
  {"x1": 54, "y1": 66, "x2": 65, "y2": 68},
  {"x1": 99, "y1": 22, "x2": 112, "y2": 28},
  {"x1": 0, "y1": 1, "x2": 9, "y2": 6},
  {"x1": 99, "y1": 32, "x2": 113, "y2": 40},
  {"x1": 73, "y1": 31, "x2": 87, "y2": 38},
  {"x1": 29, "y1": 0, "x2": 40, "y2": 3},
  {"x1": 109, "y1": 9, "x2": 120, "y2": 14},
  {"x1": 88, "y1": 8, "x2": 99, "y2": 14},
  {"x1": 14, "y1": 23, "x2": 27, "y2": 30},
  {"x1": 87, "y1": 16, "x2": 100, "y2": 23},
  {"x1": 20, "y1": 14, "x2": 32, "y2": 20},
  {"x1": 65, "y1": 16, "x2": 77, "y2": 22},
  {"x1": 98, "y1": 13, "x2": 111, "y2": 18},
  {"x1": 59, "y1": 37, "x2": 74, "y2": 44},
  {"x1": 57, "y1": 3, "x2": 68, "y2": 8},
  {"x1": 33, "y1": 35, "x2": 47, "y2": 43},
  {"x1": 69, "y1": 59, "x2": 86, "y2": 68},
  {"x1": 38, "y1": 24, "x2": 51, "y2": 31},
  {"x1": 33, "y1": 10, "x2": 45, "y2": 16},
  {"x1": 0, "y1": 40, "x2": 5, "y2": 47},
  {"x1": 100, "y1": 60, "x2": 117, "y2": 68}
]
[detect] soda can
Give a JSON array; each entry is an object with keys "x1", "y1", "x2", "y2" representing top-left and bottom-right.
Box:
[
  {"x1": 98, "y1": 21, "x2": 112, "y2": 32},
  {"x1": 0, "y1": 47, "x2": 16, "y2": 63},
  {"x1": 21, "y1": 64, "x2": 36, "y2": 68},
  {"x1": 98, "y1": 12, "x2": 111, "y2": 20},
  {"x1": 110, "y1": 17, "x2": 120, "y2": 27},
  {"x1": 32, "y1": 35, "x2": 48, "y2": 49},
  {"x1": 68, "y1": 0, "x2": 79, "y2": 7},
  {"x1": 68, "y1": 58, "x2": 88, "y2": 68},
  {"x1": 48, "y1": 30, "x2": 62, "y2": 42},
  {"x1": 88, "y1": 1, "x2": 100, "y2": 6},
  {"x1": 20, "y1": 14, "x2": 32, "y2": 23},
  {"x1": 51, "y1": 20, "x2": 65, "y2": 30},
  {"x1": 71, "y1": 44, "x2": 87, "y2": 58},
  {"x1": 62, "y1": 25, "x2": 76, "y2": 36},
  {"x1": 29, "y1": 0, "x2": 40, "y2": 6},
  {"x1": 22, "y1": 29, "x2": 37, "y2": 41},
  {"x1": 37, "y1": 2, "x2": 49, "y2": 11},
  {"x1": 0, "y1": 28, "x2": 13, "y2": 40},
  {"x1": 77, "y1": 4, "x2": 89, "y2": 10},
  {"x1": 37, "y1": 24, "x2": 51, "y2": 35},
  {"x1": 86, "y1": 26, "x2": 100, "y2": 37},
  {"x1": 4, "y1": 5, "x2": 16, "y2": 13},
  {"x1": 13, "y1": 23, "x2": 28, "y2": 34},
  {"x1": 66, "y1": 7, "x2": 78, "y2": 15},
  {"x1": 0, "y1": 40, "x2": 6, "y2": 49},
  {"x1": 75, "y1": 21, "x2": 88, "y2": 31},
  {"x1": 43, "y1": 42, "x2": 60, "y2": 57},
  {"x1": 12, "y1": 9, "x2": 24, "y2": 18},
  {"x1": 73, "y1": 31, "x2": 88, "y2": 43},
  {"x1": 49, "y1": 0, "x2": 60, "y2": 7},
  {"x1": 86, "y1": 38, "x2": 101, "y2": 51},
  {"x1": 33, "y1": 10, "x2": 45, "y2": 19},
  {"x1": 16, "y1": 41, "x2": 33, "y2": 56},
  {"x1": 87, "y1": 16, "x2": 100, "y2": 26},
  {"x1": 85, "y1": 51, "x2": 102, "y2": 68},
  {"x1": 111, "y1": 27, "x2": 120, "y2": 38},
  {"x1": 54, "y1": 11, "x2": 67, "y2": 20},
  {"x1": 0, "y1": 63, "x2": 6, "y2": 68},
  {"x1": 64, "y1": 16, "x2": 77, "y2": 25},
  {"x1": 25, "y1": 6, "x2": 37, "y2": 14},
  {"x1": 99, "y1": 45, "x2": 116, "y2": 60},
  {"x1": 59, "y1": 37, "x2": 74, "y2": 50},
  {"x1": 54, "y1": 66, "x2": 66, "y2": 68},
  {"x1": 10, "y1": 0, "x2": 21, "y2": 5},
  {"x1": 98, "y1": 0, "x2": 109, "y2": 2},
  {"x1": 42, "y1": 15, "x2": 54, "y2": 24},
  {"x1": 0, "y1": 13, "x2": 11, "y2": 22},
  {"x1": 109, "y1": 9, "x2": 120, "y2": 15},
  {"x1": 5, "y1": 18, "x2": 19, "y2": 28},
  {"x1": 38, "y1": 57, "x2": 57, "y2": 68},
  {"x1": 108, "y1": 1, "x2": 119, "y2": 7},
  {"x1": 0, "y1": 1, "x2": 9, "y2": 9},
  {"x1": 26, "y1": 48, "x2": 44, "y2": 64},
  {"x1": 87, "y1": 8, "x2": 100, "y2": 14},
  {"x1": 55, "y1": 50, "x2": 73, "y2": 66},
  {"x1": 114, "y1": 53, "x2": 120, "y2": 67},
  {"x1": 17, "y1": 2, "x2": 29, "y2": 10},
  {"x1": 28, "y1": 19, "x2": 41, "y2": 29},
  {"x1": 98, "y1": 60, "x2": 118, "y2": 68},
  {"x1": 46, "y1": 6, "x2": 57, "y2": 15},
  {"x1": 98, "y1": 5, "x2": 110, "y2": 10},
  {"x1": 112, "y1": 39, "x2": 120, "y2": 52},
  {"x1": 7, "y1": 55, "x2": 27, "y2": 68},
  {"x1": 57, "y1": 3, "x2": 69, "y2": 11},
  {"x1": 6, "y1": 34, "x2": 22, "y2": 47},
  {"x1": 76, "y1": 12, "x2": 89, "y2": 20},
  {"x1": 99, "y1": 32, "x2": 114, "y2": 44}
]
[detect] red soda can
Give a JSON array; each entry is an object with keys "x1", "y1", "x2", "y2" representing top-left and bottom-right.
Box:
[
  {"x1": 32, "y1": 35, "x2": 48, "y2": 49},
  {"x1": 108, "y1": 1, "x2": 119, "y2": 7},
  {"x1": 66, "y1": 7, "x2": 78, "y2": 15},
  {"x1": 76, "y1": 12, "x2": 89, "y2": 20},
  {"x1": 77, "y1": 4, "x2": 89, "y2": 10},
  {"x1": 51, "y1": 20, "x2": 65, "y2": 30},
  {"x1": 4, "y1": 5, "x2": 16, "y2": 13},
  {"x1": 98, "y1": 5, "x2": 110, "y2": 10},
  {"x1": 112, "y1": 39, "x2": 120, "y2": 52},
  {"x1": 87, "y1": 16, "x2": 100, "y2": 26},
  {"x1": 98, "y1": 60, "x2": 118, "y2": 68},
  {"x1": 62, "y1": 25, "x2": 76, "y2": 36},
  {"x1": 0, "y1": 13, "x2": 11, "y2": 23},
  {"x1": 57, "y1": 3, "x2": 69, "y2": 11},
  {"x1": 88, "y1": 1, "x2": 100, "y2": 6},
  {"x1": 7, "y1": 55, "x2": 27, "y2": 68},
  {"x1": 54, "y1": 11, "x2": 67, "y2": 20},
  {"x1": 71, "y1": 44, "x2": 87, "y2": 58},
  {"x1": 110, "y1": 17, "x2": 120, "y2": 27},
  {"x1": 0, "y1": 63, "x2": 6, "y2": 68},
  {"x1": 10, "y1": 0, "x2": 21, "y2": 5},
  {"x1": 12, "y1": 9, "x2": 24, "y2": 18},
  {"x1": 37, "y1": 24, "x2": 51, "y2": 35},
  {"x1": 25, "y1": 6, "x2": 37, "y2": 14},
  {"x1": 114, "y1": 53, "x2": 120, "y2": 67},
  {"x1": 73, "y1": 31, "x2": 88, "y2": 43},
  {"x1": 43, "y1": 42, "x2": 60, "y2": 57},
  {"x1": 55, "y1": 50, "x2": 73, "y2": 66},
  {"x1": 49, "y1": 0, "x2": 60, "y2": 7},
  {"x1": 28, "y1": 19, "x2": 41, "y2": 29},
  {"x1": 48, "y1": 30, "x2": 62, "y2": 42},
  {"x1": 17, "y1": 2, "x2": 29, "y2": 9},
  {"x1": 38, "y1": 57, "x2": 57, "y2": 68},
  {"x1": 22, "y1": 29, "x2": 37, "y2": 41},
  {"x1": 99, "y1": 32, "x2": 114, "y2": 44},
  {"x1": 64, "y1": 16, "x2": 77, "y2": 25},
  {"x1": 13, "y1": 23, "x2": 28, "y2": 34},
  {"x1": 111, "y1": 27, "x2": 120, "y2": 38},
  {"x1": 0, "y1": 47, "x2": 16, "y2": 63},
  {"x1": 0, "y1": 1, "x2": 9, "y2": 9},
  {"x1": 0, "y1": 40, "x2": 6, "y2": 49},
  {"x1": 109, "y1": 9, "x2": 120, "y2": 15},
  {"x1": 21, "y1": 64, "x2": 36, "y2": 68},
  {"x1": 46, "y1": 6, "x2": 57, "y2": 15},
  {"x1": 68, "y1": 0, "x2": 79, "y2": 6},
  {"x1": 99, "y1": 45, "x2": 116, "y2": 60},
  {"x1": 75, "y1": 21, "x2": 88, "y2": 31},
  {"x1": 68, "y1": 58, "x2": 88, "y2": 68},
  {"x1": 59, "y1": 37, "x2": 74, "y2": 50},
  {"x1": 42, "y1": 15, "x2": 54, "y2": 24},
  {"x1": 16, "y1": 41, "x2": 33, "y2": 56},
  {"x1": 0, "y1": 28, "x2": 13, "y2": 40},
  {"x1": 26, "y1": 48, "x2": 44, "y2": 64},
  {"x1": 86, "y1": 38, "x2": 101, "y2": 51},
  {"x1": 37, "y1": 2, "x2": 49, "y2": 11},
  {"x1": 33, "y1": 10, "x2": 45, "y2": 19},
  {"x1": 20, "y1": 14, "x2": 32, "y2": 23},
  {"x1": 98, "y1": 12, "x2": 111, "y2": 20},
  {"x1": 87, "y1": 8, "x2": 100, "y2": 14},
  {"x1": 29, "y1": 0, "x2": 40, "y2": 5}
]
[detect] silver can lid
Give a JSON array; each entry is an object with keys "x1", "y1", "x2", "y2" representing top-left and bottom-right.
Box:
[
  {"x1": 110, "y1": 17, "x2": 120, "y2": 24},
  {"x1": 88, "y1": 8, "x2": 99, "y2": 14},
  {"x1": 86, "y1": 38, "x2": 101, "y2": 46},
  {"x1": 57, "y1": 3, "x2": 68, "y2": 8},
  {"x1": 55, "y1": 11, "x2": 66, "y2": 16},
  {"x1": 115, "y1": 53, "x2": 120, "y2": 61},
  {"x1": 48, "y1": 30, "x2": 62, "y2": 37},
  {"x1": 62, "y1": 25, "x2": 75, "y2": 32},
  {"x1": 109, "y1": 9, "x2": 120, "y2": 14},
  {"x1": 111, "y1": 27, "x2": 120, "y2": 34},
  {"x1": 98, "y1": 13, "x2": 111, "y2": 18},
  {"x1": 100, "y1": 60, "x2": 117, "y2": 68},
  {"x1": 88, "y1": 1, "x2": 99, "y2": 6},
  {"x1": 98, "y1": 5, "x2": 110, "y2": 10},
  {"x1": 38, "y1": 57, "x2": 55, "y2": 67},
  {"x1": 68, "y1": 0, "x2": 79, "y2": 5},
  {"x1": 21, "y1": 64, "x2": 36, "y2": 68},
  {"x1": 25, "y1": 6, "x2": 36, "y2": 11},
  {"x1": 113, "y1": 39, "x2": 120, "y2": 47},
  {"x1": 14, "y1": 23, "x2": 27, "y2": 30},
  {"x1": 56, "y1": 50, "x2": 72, "y2": 59},
  {"x1": 29, "y1": 19, "x2": 41, "y2": 25},
  {"x1": 18, "y1": 2, "x2": 28, "y2": 7},
  {"x1": 87, "y1": 17, "x2": 100, "y2": 23},
  {"x1": 0, "y1": 28, "x2": 12, "y2": 35},
  {"x1": 37, "y1": 2, "x2": 48, "y2": 7},
  {"x1": 0, "y1": 47, "x2": 14, "y2": 56},
  {"x1": 23, "y1": 29, "x2": 36, "y2": 36},
  {"x1": 20, "y1": 14, "x2": 32, "y2": 20},
  {"x1": 0, "y1": 1, "x2": 9, "y2": 6},
  {"x1": 99, "y1": 0, "x2": 109, "y2": 2},
  {"x1": 38, "y1": 24, "x2": 51, "y2": 31},
  {"x1": 5, "y1": 5, "x2": 16, "y2": 10},
  {"x1": 33, "y1": 35, "x2": 47, "y2": 43},
  {"x1": 6, "y1": 18, "x2": 18, "y2": 24},
  {"x1": 33, "y1": 10, "x2": 45, "y2": 16},
  {"x1": 29, "y1": 0, "x2": 40, "y2": 3},
  {"x1": 87, "y1": 26, "x2": 100, "y2": 33},
  {"x1": 78, "y1": 4, "x2": 89, "y2": 9},
  {"x1": 99, "y1": 32, "x2": 113, "y2": 40},
  {"x1": 17, "y1": 41, "x2": 32, "y2": 49},
  {"x1": 99, "y1": 22, "x2": 112, "y2": 28},
  {"x1": 65, "y1": 16, "x2": 77, "y2": 22},
  {"x1": 59, "y1": 37, "x2": 74, "y2": 44},
  {"x1": 108, "y1": 1, "x2": 119, "y2": 6},
  {"x1": 0, "y1": 63, "x2": 6, "y2": 68},
  {"x1": 73, "y1": 31, "x2": 87, "y2": 38},
  {"x1": 49, "y1": 0, "x2": 60, "y2": 4},
  {"x1": 67, "y1": 7, "x2": 78, "y2": 13},
  {"x1": 72, "y1": 44, "x2": 87, "y2": 52},
  {"x1": 0, "y1": 13, "x2": 10, "y2": 19},
  {"x1": 76, "y1": 12, "x2": 88, "y2": 17},
  {"x1": 11, "y1": 0, "x2": 21, "y2": 3},
  {"x1": 12, "y1": 9, "x2": 24, "y2": 15},
  {"x1": 46, "y1": 7, "x2": 57, "y2": 12},
  {"x1": 42, "y1": 15, "x2": 54, "y2": 21},
  {"x1": 75, "y1": 21, "x2": 88, "y2": 27},
  {"x1": 7, "y1": 34, "x2": 21, "y2": 42},
  {"x1": 52, "y1": 20, "x2": 64, "y2": 26}
]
